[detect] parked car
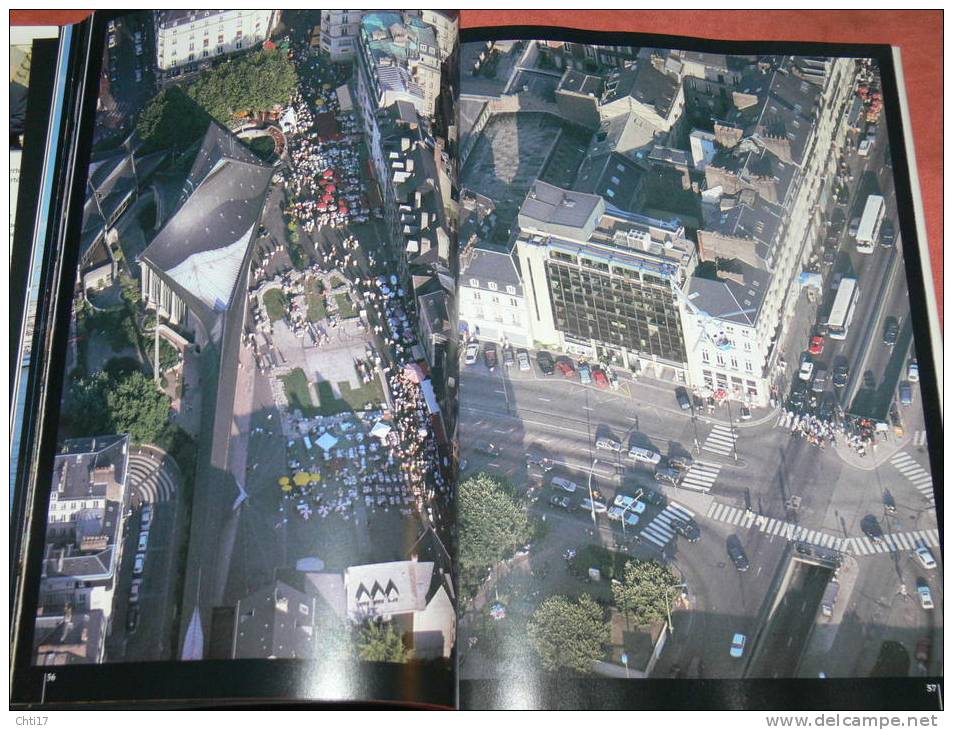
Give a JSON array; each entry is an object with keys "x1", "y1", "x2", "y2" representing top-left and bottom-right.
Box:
[
  {"x1": 464, "y1": 342, "x2": 480, "y2": 365},
  {"x1": 899, "y1": 381, "x2": 913, "y2": 406},
  {"x1": 551, "y1": 477, "x2": 578, "y2": 493},
  {"x1": 812, "y1": 368, "x2": 828, "y2": 394},
  {"x1": 730, "y1": 633, "x2": 747, "y2": 658},
  {"x1": 502, "y1": 347, "x2": 515, "y2": 368},
  {"x1": 579, "y1": 364, "x2": 592, "y2": 385},
  {"x1": 483, "y1": 344, "x2": 498, "y2": 371},
  {"x1": 607, "y1": 506, "x2": 640, "y2": 526},
  {"x1": 137, "y1": 531, "x2": 149, "y2": 553},
  {"x1": 915, "y1": 546, "x2": 937, "y2": 570},
  {"x1": 918, "y1": 583, "x2": 934, "y2": 610},
  {"x1": 549, "y1": 495, "x2": 572, "y2": 510},
  {"x1": 848, "y1": 217, "x2": 861, "y2": 238},
  {"x1": 593, "y1": 369, "x2": 610, "y2": 388},
  {"x1": 654, "y1": 467, "x2": 681, "y2": 486},
  {"x1": 880, "y1": 219, "x2": 896, "y2": 248},
  {"x1": 516, "y1": 349, "x2": 531, "y2": 371},
  {"x1": 629, "y1": 446, "x2": 662, "y2": 465},
  {"x1": 908, "y1": 359, "x2": 919, "y2": 383},
  {"x1": 536, "y1": 351, "x2": 555, "y2": 375},
  {"x1": 798, "y1": 354, "x2": 814, "y2": 381},
  {"x1": 475, "y1": 441, "x2": 502, "y2": 457},
  {"x1": 595, "y1": 437, "x2": 622, "y2": 453},
  {"x1": 141, "y1": 504, "x2": 154, "y2": 529},
  {"x1": 580, "y1": 497, "x2": 608, "y2": 514},
  {"x1": 675, "y1": 386, "x2": 692, "y2": 410},
  {"x1": 133, "y1": 554, "x2": 145, "y2": 575},
  {"x1": 557, "y1": 360, "x2": 576, "y2": 378},
  {"x1": 727, "y1": 536, "x2": 749, "y2": 572},
  {"x1": 808, "y1": 336, "x2": 825, "y2": 356},
  {"x1": 882, "y1": 316, "x2": 899, "y2": 346},
  {"x1": 129, "y1": 578, "x2": 142, "y2": 604},
  {"x1": 671, "y1": 518, "x2": 701, "y2": 542},
  {"x1": 126, "y1": 605, "x2": 140, "y2": 633},
  {"x1": 832, "y1": 364, "x2": 849, "y2": 388}
]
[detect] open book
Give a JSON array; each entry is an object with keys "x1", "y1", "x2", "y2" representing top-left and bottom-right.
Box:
[{"x1": 9, "y1": 10, "x2": 943, "y2": 711}]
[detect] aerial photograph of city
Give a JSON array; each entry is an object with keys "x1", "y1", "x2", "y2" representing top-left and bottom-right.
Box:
[
  {"x1": 30, "y1": 10, "x2": 458, "y2": 669},
  {"x1": 456, "y1": 39, "x2": 941, "y2": 681}
]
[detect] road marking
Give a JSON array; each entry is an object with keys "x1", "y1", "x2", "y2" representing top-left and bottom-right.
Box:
[
  {"x1": 889, "y1": 452, "x2": 936, "y2": 504},
  {"x1": 701, "y1": 424, "x2": 737, "y2": 456},
  {"x1": 680, "y1": 460, "x2": 721, "y2": 493},
  {"x1": 494, "y1": 389, "x2": 505, "y2": 394},
  {"x1": 493, "y1": 428, "x2": 508, "y2": 434},
  {"x1": 537, "y1": 397, "x2": 551, "y2": 402}
]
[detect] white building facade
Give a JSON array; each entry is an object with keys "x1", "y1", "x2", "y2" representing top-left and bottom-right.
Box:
[{"x1": 154, "y1": 9, "x2": 279, "y2": 71}]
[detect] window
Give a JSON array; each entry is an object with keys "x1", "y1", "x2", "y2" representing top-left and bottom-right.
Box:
[
  {"x1": 202, "y1": 49, "x2": 209, "y2": 57},
  {"x1": 730, "y1": 357, "x2": 738, "y2": 369},
  {"x1": 468, "y1": 278, "x2": 479, "y2": 288},
  {"x1": 701, "y1": 349, "x2": 710, "y2": 363},
  {"x1": 509, "y1": 298, "x2": 517, "y2": 307},
  {"x1": 716, "y1": 354, "x2": 725, "y2": 367},
  {"x1": 299, "y1": 603, "x2": 310, "y2": 616},
  {"x1": 487, "y1": 281, "x2": 498, "y2": 291},
  {"x1": 203, "y1": 38, "x2": 209, "y2": 47},
  {"x1": 505, "y1": 285, "x2": 516, "y2": 295}
]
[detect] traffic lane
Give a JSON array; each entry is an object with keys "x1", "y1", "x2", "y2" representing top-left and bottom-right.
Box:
[
  {"x1": 658, "y1": 521, "x2": 789, "y2": 678},
  {"x1": 747, "y1": 561, "x2": 832, "y2": 679}
]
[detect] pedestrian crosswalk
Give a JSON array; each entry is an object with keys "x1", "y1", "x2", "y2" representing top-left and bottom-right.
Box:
[
  {"x1": 679, "y1": 460, "x2": 722, "y2": 493},
  {"x1": 842, "y1": 529, "x2": 940, "y2": 556},
  {"x1": 638, "y1": 501, "x2": 695, "y2": 549},
  {"x1": 889, "y1": 451, "x2": 936, "y2": 504},
  {"x1": 704, "y1": 500, "x2": 940, "y2": 558},
  {"x1": 702, "y1": 424, "x2": 737, "y2": 457},
  {"x1": 911, "y1": 430, "x2": 929, "y2": 447}
]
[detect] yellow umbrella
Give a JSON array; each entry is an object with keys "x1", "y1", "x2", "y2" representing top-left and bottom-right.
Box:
[
  {"x1": 293, "y1": 471, "x2": 310, "y2": 487},
  {"x1": 281, "y1": 483, "x2": 293, "y2": 493},
  {"x1": 279, "y1": 476, "x2": 290, "y2": 486}
]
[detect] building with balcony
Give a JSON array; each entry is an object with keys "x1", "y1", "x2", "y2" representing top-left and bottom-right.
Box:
[
  {"x1": 319, "y1": 9, "x2": 369, "y2": 62},
  {"x1": 154, "y1": 9, "x2": 279, "y2": 71}
]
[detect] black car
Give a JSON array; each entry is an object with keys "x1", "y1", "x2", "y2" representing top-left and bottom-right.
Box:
[
  {"x1": 861, "y1": 515, "x2": 883, "y2": 542},
  {"x1": 727, "y1": 536, "x2": 750, "y2": 571},
  {"x1": 882, "y1": 317, "x2": 899, "y2": 346},
  {"x1": 880, "y1": 219, "x2": 896, "y2": 248},
  {"x1": 667, "y1": 455, "x2": 693, "y2": 472},
  {"x1": 126, "y1": 605, "x2": 140, "y2": 633},
  {"x1": 502, "y1": 346, "x2": 516, "y2": 368},
  {"x1": 640, "y1": 488, "x2": 667, "y2": 508},
  {"x1": 832, "y1": 364, "x2": 849, "y2": 388},
  {"x1": 550, "y1": 495, "x2": 572, "y2": 510},
  {"x1": 536, "y1": 350, "x2": 555, "y2": 376},
  {"x1": 863, "y1": 370, "x2": 877, "y2": 389},
  {"x1": 818, "y1": 393, "x2": 836, "y2": 421},
  {"x1": 525, "y1": 451, "x2": 554, "y2": 472},
  {"x1": 675, "y1": 387, "x2": 692, "y2": 410},
  {"x1": 671, "y1": 518, "x2": 701, "y2": 543},
  {"x1": 788, "y1": 383, "x2": 808, "y2": 410},
  {"x1": 822, "y1": 247, "x2": 837, "y2": 266}
]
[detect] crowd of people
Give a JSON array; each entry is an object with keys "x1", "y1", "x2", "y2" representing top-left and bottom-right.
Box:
[{"x1": 282, "y1": 52, "x2": 369, "y2": 231}]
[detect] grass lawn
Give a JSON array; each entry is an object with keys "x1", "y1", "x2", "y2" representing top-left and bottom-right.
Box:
[
  {"x1": 247, "y1": 134, "x2": 275, "y2": 160},
  {"x1": 313, "y1": 378, "x2": 384, "y2": 416},
  {"x1": 280, "y1": 368, "x2": 317, "y2": 416},
  {"x1": 262, "y1": 288, "x2": 288, "y2": 322},
  {"x1": 335, "y1": 292, "x2": 357, "y2": 319},
  {"x1": 305, "y1": 279, "x2": 327, "y2": 321}
]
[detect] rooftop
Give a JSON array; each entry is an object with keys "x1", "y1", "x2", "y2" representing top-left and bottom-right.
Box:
[
  {"x1": 602, "y1": 62, "x2": 681, "y2": 119},
  {"x1": 461, "y1": 242, "x2": 523, "y2": 295},
  {"x1": 519, "y1": 180, "x2": 604, "y2": 233},
  {"x1": 345, "y1": 560, "x2": 435, "y2": 620},
  {"x1": 558, "y1": 69, "x2": 605, "y2": 97},
  {"x1": 687, "y1": 260, "x2": 771, "y2": 327}
]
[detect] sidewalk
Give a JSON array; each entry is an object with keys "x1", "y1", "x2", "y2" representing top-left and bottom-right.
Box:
[{"x1": 832, "y1": 427, "x2": 912, "y2": 471}]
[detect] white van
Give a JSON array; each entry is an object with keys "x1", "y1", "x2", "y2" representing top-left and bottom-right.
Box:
[
  {"x1": 595, "y1": 437, "x2": 621, "y2": 453},
  {"x1": 628, "y1": 446, "x2": 662, "y2": 465}
]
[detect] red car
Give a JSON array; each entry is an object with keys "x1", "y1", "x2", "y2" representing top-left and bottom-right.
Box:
[
  {"x1": 593, "y1": 369, "x2": 610, "y2": 388},
  {"x1": 557, "y1": 360, "x2": 576, "y2": 378},
  {"x1": 808, "y1": 336, "x2": 825, "y2": 356}
]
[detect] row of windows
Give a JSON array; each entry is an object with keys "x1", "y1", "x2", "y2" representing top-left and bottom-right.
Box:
[
  {"x1": 470, "y1": 292, "x2": 519, "y2": 308},
  {"x1": 467, "y1": 279, "x2": 517, "y2": 295},
  {"x1": 701, "y1": 369, "x2": 759, "y2": 397},
  {"x1": 700, "y1": 350, "x2": 754, "y2": 372}
]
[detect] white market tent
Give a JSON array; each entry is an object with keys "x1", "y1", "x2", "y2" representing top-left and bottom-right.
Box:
[
  {"x1": 370, "y1": 420, "x2": 392, "y2": 440},
  {"x1": 316, "y1": 432, "x2": 339, "y2": 451}
]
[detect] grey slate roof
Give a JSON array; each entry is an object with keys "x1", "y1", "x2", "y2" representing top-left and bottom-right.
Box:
[
  {"x1": 232, "y1": 581, "x2": 318, "y2": 659},
  {"x1": 461, "y1": 243, "x2": 523, "y2": 296},
  {"x1": 139, "y1": 122, "x2": 273, "y2": 326},
  {"x1": 688, "y1": 261, "x2": 771, "y2": 326},
  {"x1": 558, "y1": 69, "x2": 605, "y2": 97},
  {"x1": 519, "y1": 180, "x2": 602, "y2": 231},
  {"x1": 573, "y1": 151, "x2": 643, "y2": 214},
  {"x1": 602, "y1": 63, "x2": 680, "y2": 118}
]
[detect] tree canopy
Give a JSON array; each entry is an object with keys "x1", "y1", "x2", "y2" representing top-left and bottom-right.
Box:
[
  {"x1": 458, "y1": 473, "x2": 531, "y2": 575},
  {"x1": 527, "y1": 594, "x2": 609, "y2": 674},
  {"x1": 355, "y1": 621, "x2": 411, "y2": 664},
  {"x1": 65, "y1": 369, "x2": 171, "y2": 445},
  {"x1": 136, "y1": 85, "x2": 211, "y2": 154},
  {"x1": 187, "y1": 48, "x2": 298, "y2": 125},
  {"x1": 611, "y1": 559, "x2": 681, "y2": 628}
]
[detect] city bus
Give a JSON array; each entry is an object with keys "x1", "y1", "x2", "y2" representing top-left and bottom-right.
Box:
[
  {"x1": 826, "y1": 276, "x2": 859, "y2": 340},
  {"x1": 855, "y1": 194, "x2": 885, "y2": 254}
]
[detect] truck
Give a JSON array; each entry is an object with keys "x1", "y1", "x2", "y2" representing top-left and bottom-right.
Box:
[{"x1": 855, "y1": 194, "x2": 885, "y2": 254}]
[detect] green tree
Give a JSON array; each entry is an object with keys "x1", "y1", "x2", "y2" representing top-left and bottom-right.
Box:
[
  {"x1": 65, "y1": 371, "x2": 113, "y2": 436},
  {"x1": 527, "y1": 594, "x2": 609, "y2": 674},
  {"x1": 106, "y1": 370, "x2": 171, "y2": 444},
  {"x1": 355, "y1": 621, "x2": 411, "y2": 663},
  {"x1": 611, "y1": 559, "x2": 681, "y2": 628},
  {"x1": 136, "y1": 86, "x2": 210, "y2": 154},
  {"x1": 458, "y1": 473, "x2": 531, "y2": 575}
]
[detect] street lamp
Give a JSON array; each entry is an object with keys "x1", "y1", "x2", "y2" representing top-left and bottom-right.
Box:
[
  {"x1": 725, "y1": 397, "x2": 739, "y2": 462},
  {"x1": 586, "y1": 459, "x2": 599, "y2": 528}
]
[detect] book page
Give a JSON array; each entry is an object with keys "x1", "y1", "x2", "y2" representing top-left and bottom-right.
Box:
[
  {"x1": 12, "y1": 10, "x2": 460, "y2": 708},
  {"x1": 456, "y1": 31, "x2": 942, "y2": 710}
]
